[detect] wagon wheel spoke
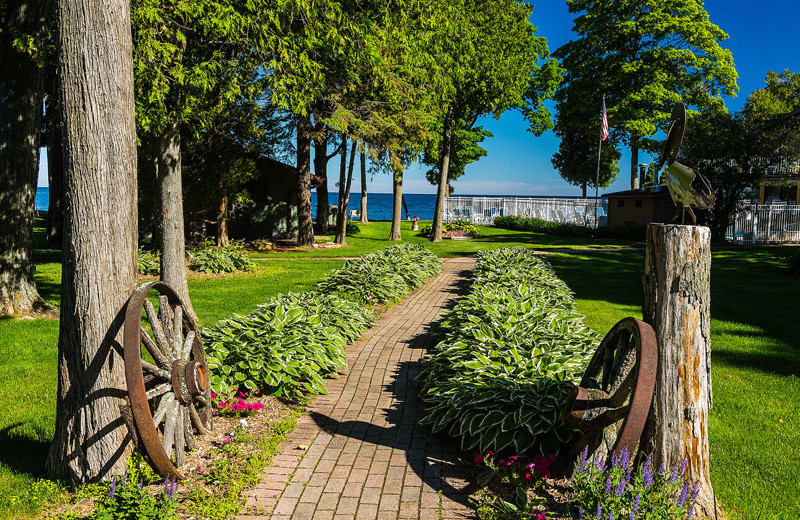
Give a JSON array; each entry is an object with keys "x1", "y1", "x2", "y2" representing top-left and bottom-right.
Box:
[
  {"x1": 190, "y1": 402, "x2": 211, "y2": 435},
  {"x1": 143, "y1": 299, "x2": 173, "y2": 363},
  {"x1": 181, "y1": 330, "x2": 195, "y2": 362},
  {"x1": 147, "y1": 382, "x2": 172, "y2": 400},
  {"x1": 141, "y1": 325, "x2": 171, "y2": 369},
  {"x1": 162, "y1": 400, "x2": 178, "y2": 460},
  {"x1": 153, "y1": 393, "x2": 175, "y2": 429},
  {"x1": 175, "y1": 406, "x2": 186, "y2": 467},
  {"x1": 141, "y1": 359, "x2": 171, "y2": 381},
  {"x1": 172, "y1": 304, "x2": 184, "y2": 359}
]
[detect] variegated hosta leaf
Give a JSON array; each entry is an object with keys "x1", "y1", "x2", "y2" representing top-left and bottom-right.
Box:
[{"x1": 419, "y1": 247, "x2": 599, "y2": 455}]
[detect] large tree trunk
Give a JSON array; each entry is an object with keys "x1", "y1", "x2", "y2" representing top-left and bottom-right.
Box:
[
  {"x1": 155, "y1": 123, "x2": 196, "y2": 321},
  {"x1": 335, "y1": 140, "x2": 357, "y2": 246},
  {"x1": 389, "y1": 166, "x2": 403, "y2": 241},
  {"x1": 430, "y1": 105, "x2": 453, "y2": 243},
  {"x1": 642, "y1": 224, "x2": 719, "y2": 519},
  {"x1": 630, "y1": 137, "x2": 640, "y2": 190},
  {"x1": 359, "y1": 147, "x2": 368, "y2": 224},
  {"x1": 47, "y1": 0, "x2": 138, "y2": 482},
  {"x1": 0, "y1": 0, "x2": 53, "y2": 315},
  {"x1": 313, "y1": 130, "x2": 330, "y2": 234},
  {"x1": 45, "y1": 68, "x2": 64, "y2": 245},
  {"x1": 296, "y1": 114, "x2": 314, "y2": 246},
  {"x1": 581, "y1": 179, "x2": 587, "y2": 199}
]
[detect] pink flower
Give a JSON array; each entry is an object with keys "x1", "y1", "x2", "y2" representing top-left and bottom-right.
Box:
[
  {"x1": 237, "y1": 391, "x2": 246, "y2": 398},
  {"x1": 525, "y1": 472, "x2": 532, "y2": 480},
  {"x1": 223, "y1": 437, "x2": 232, "y2": 443},
  {"x1": 210, "y1": 392, "x2": 217, "y2": 399},
  {"x1": 474, "y1": 454, "x2": 483, "y2": 465},
  {"x1": 532, "y1": 514, "x2": 545, "y2": 519}
]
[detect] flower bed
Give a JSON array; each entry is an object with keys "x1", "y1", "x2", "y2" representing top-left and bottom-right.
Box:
[{"x1": 418, "y1": 247, "x2": 598, "y2": 456}]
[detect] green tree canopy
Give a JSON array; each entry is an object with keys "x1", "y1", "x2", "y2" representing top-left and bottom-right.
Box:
[{"x1": 555, "y1": 0, "x2": 738, "y2": 189}]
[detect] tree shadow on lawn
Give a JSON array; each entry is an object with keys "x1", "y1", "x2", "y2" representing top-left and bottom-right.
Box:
[{"x1": 0, "y1": 423, "x2": 50, "y2": 478}]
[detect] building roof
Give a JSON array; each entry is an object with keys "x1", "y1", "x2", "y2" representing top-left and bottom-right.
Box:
[{"x1": 604, "y1": 187, "x2": 672, "y2": 198}]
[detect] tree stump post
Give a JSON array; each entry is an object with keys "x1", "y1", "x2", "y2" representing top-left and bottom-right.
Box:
[{"x1": 642, "y1": 224, "x2": 720, "y2": 518}]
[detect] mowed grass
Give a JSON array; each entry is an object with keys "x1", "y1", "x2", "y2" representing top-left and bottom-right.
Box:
[
  {"x1": 548, "y1": 246, "x2": 800, "y2": 519},
  {"x1": 1, "y1": 246, "x2": 344, "y2": 517},
  {"x1": 251, "y1": 219, "x2": 636, "y2": 259},
  {"x1": 3, "y1": 217, "x2": 798, "y2": 519}
]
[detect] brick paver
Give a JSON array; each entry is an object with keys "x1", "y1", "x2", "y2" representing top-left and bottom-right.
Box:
[{"x1": 241, "y1": 258, "x2": 477, "y2": 520}]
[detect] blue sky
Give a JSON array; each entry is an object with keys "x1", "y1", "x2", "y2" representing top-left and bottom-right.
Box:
[{"x1": 37, "y1": 1, "x2": 800, "y2": 195}]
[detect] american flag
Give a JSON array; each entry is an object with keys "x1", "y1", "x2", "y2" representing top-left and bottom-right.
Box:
[{"x1": 600, "y1": 97, "x2": 609, "y2": 141}]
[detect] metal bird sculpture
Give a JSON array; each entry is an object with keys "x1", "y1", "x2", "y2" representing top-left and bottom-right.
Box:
[{"x1": 654, "y1": 103, "x2": 715, "y2": 224}]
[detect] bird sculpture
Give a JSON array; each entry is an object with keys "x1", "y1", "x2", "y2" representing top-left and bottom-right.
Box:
[{"x1": 654, "y1": 103, "x2": 715, "y2": 224}]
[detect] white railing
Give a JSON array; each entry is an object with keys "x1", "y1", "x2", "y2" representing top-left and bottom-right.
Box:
[
  {"x1": 726, "y1": 204, "x2": 800, "y2": 244},
  {"x1": 444, "y1": 196, "x2": 605, "y2": 227}
]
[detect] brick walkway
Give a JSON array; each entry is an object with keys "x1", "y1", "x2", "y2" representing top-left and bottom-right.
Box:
[{"x1": 241, "y1": 257, "x2": 477, "y2": 520}]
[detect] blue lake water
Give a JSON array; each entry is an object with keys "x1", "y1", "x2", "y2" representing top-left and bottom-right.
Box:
[{"x1": 35, "y1": 187, "x2": 436, "y2": 221}]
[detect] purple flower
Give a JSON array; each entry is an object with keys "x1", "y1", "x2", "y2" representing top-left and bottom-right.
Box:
[
  {"x1": 138, "y1": 480, "x2": 144, "y2": 491},
  {"x1": 595, "y1": 455, "x2": 605, "y2": 473},
  {"x1": 679, "y1": 458, "x2": 687, "y2": 476},
  {"x1": 670, "y1": 465, "x2": 679, "y2": 485},
  {"x1": 678, "y1": 480, "x2": 690, "y2": 507},
  {"x1": 163, "y1": 476, "x2": 177, "y2": 500},
  {"x1": 579, "y1": 506, "x2": 585, "y2": 520},
  {"x1": 608, "y1": 513, "x2": 614, "y2": 520},
  {"x1": 578, "y1": 446, "x2": 589, "y2": 473},
  {"x1": 620, "y1": 447, "x2": 630, "y2": 469},
  {"x1": 642, "y1": 457, "x2": 654, "y2": 488},
  {"x1": 616, "y1": 469, "x2": 631, "y2": 497},
  {"x1": 604, "y1": 475, "x2": 613, "y2": 495},
  {"x1": 632, "y1": 493, "x2": 640, "y2": 513},
  {"x1": 658, "y1": 463, "x2": 666, "y2": 479},
  {"x1": 109, "y1": 476, "x2": 117, "y2": 498},
  {"x1": 596, "y1": 502, "x2": 602, "y2": 519}
]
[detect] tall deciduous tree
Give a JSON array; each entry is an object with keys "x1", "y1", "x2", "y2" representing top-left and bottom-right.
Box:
[
  {"x1": 47, "y1": 0, "x2": 138, "y2": 481},
  {"x1": 0, "y1": 0, "x2": 53, "y2": 315},
  {"x1": 132, "y1": 0, "x2": 267, "y2": 315},
  {"x1": 555, "y1": 0, "x2": 738, "y2": 189},
  {"x1": 424, "y1": 0, "x2": 560, "y2": 242}
]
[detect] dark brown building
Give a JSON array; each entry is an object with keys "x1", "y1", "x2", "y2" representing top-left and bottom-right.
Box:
[{"x1": 605, "y1": 187, "x2": 675, "y2": 227}]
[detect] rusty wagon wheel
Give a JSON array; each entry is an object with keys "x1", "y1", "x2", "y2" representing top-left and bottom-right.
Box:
[
  {"x1": 563, "y1": 317, "x2": 657, "y2": 461},
  {"x1": 123, "y1": 281, "x2": 212, "y2": 479}
]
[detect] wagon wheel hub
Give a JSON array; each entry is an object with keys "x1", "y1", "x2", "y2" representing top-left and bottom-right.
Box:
[{"x1": 171, "y1": 360, "x2": 210, "y2": 404}]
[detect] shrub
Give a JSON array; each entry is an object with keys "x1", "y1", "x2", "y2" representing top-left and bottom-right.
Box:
[
  {"x1": 189, "y1": 241, "x2": 254, "y2": 274},
  {"x1": 493, "y1": 215, "x2": 647, "y2": 241},
  {"x1": 202, "y1": 292, "x2": 375, "y2": 399},
  {"x1": 419, "y1": 220, "x2": 480, "y2": 238},
  {"x1": 137, "y1": 248, "x2": 160, "y2": 275},
  {"x1": 90, "y1": 455, "x2": 176, "y2": 520},
  {"x1": 317, "y1": 243, "x2": 441, "y2": 304},
  {"x1": 572, "y1": 448, "x2": 700, "y2": 520},
  {"x1": 419, "y1": 247, "x2": 598, "y2": 455},
  {"x1": 346, "y1": 222, "x2": 361, "y2": 235}
]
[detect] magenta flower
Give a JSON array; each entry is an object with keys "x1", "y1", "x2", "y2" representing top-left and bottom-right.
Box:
[{"x1": 474, "y1": 454, "x2": 483, "y2": 465}]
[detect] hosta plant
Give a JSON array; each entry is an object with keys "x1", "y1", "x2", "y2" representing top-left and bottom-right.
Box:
[
  {"x1": 317, "y1": 243, "x2": 441, "y2": 304},
  {"x1": 202, "y1": 292, "x2": 374, "y2": 399},
  {"x1": 189, "y1": 240, "x2": 254, "y2": 274},
  {"x1": 138, "y1": 248, "x2": 160, "y2": 275},
  {"x1": 419, "y1": 247, "x2": 598, "y2": 455}
]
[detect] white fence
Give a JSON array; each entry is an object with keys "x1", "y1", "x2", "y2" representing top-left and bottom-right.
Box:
[
  {"x1": 444, "y1": 196, "x2": 605, "y2": 227},
  {"x1": 726, "y1": 204, "x2": 800, "y2": 244}
]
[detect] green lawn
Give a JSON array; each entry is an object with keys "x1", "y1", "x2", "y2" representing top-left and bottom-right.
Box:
[
  {"x1": 547, "y1": 247, "x2": 800, "y2": 519},
  {"x1": 2, "y1": 219, "x2": 798, "y2": 519}
]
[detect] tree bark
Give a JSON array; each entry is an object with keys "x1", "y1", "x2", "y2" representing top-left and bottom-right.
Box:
[
  {"x1": 45, "y1": 68, "x2": 64, "y2": 245},
  {"x1": 430, "y1": 104, "x2": 453, "y2": 243},
  {"x1": 581, "y1": 180, "x2": 587, "y2": 199},
  {"x1": 313, "y1": 130, "x2": 330, "y2": 234},
  {"x1": 155, "y1": 123, "x2": 196, "y2": 321},
  {"x1": 359, "y1": 147, "x2": 368, "y2": 224},
  {"x1": 389, "y1": 166, "x2": 403, "y2": 241},
  {"x1": 296, "y1": 114, "x2": 314, "y2": 246},
  {"x1": 630, "y1": 137, "x2": 640, "y2": 190},
  {"x1": 642, "y1": 224, "x2": 719, "y2": 519},
  {"x1": 0, "y1": 0, "x2": 53, "y2": 314},
  {"x1": 335, "y1": 139, "x2": 357, "y2": 246},
  {"x1": 216, "y1": 178, "x2": 229, "y2": 248},
  {"x1": 47, "y1": 0, "x2": 138, "y2": 482}
]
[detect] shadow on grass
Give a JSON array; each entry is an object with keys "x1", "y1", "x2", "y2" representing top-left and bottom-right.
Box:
[{"x1": 0, "y1": 423, "x2": 49, "y2": 478}]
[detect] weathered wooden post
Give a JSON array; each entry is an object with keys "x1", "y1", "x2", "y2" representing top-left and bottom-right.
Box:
[{"x1": 642, "y1": 223, "x2": 719, "y2": 518}]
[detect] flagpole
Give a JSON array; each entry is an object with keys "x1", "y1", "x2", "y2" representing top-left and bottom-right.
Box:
[{"x1": 594, "y1": 95, "x2": 605, "y2": 227}]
